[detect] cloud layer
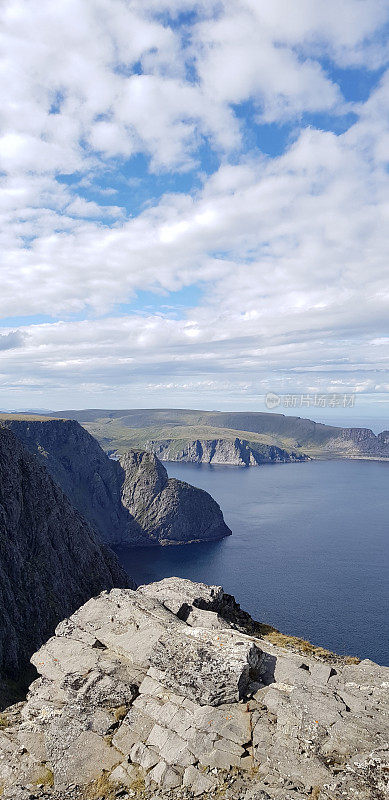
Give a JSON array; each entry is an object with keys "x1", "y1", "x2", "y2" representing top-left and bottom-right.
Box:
[{"x1": 1, "y1": 0, "x2": 388, "y2": 414}]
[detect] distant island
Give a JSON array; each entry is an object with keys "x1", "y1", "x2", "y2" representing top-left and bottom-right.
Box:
[{"x1": 40, "y1": 408, "x2": 389, "y2": 464}]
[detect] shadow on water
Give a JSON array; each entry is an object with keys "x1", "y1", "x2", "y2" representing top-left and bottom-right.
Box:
[{"x1": 115, "y1": 537, "x2": 227, "y2": 587}]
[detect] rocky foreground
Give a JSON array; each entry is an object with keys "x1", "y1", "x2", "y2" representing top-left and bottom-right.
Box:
[{"x1": 1, "y1": 578, "x2": 387, "y2": 800}]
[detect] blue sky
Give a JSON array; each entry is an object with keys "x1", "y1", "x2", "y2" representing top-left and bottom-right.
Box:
[{"x1": 0, "y1": 0, "x2": 388, "y2": 424}]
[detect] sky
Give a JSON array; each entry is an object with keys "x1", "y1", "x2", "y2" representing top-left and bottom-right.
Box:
[{"x1": 1, "y1": 0, "x2": 389, "y2": 426}]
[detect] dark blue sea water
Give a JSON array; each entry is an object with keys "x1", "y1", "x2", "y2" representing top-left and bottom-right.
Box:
[{"x1": 116, "y1": 460, "x2": 389, "y2": 665}]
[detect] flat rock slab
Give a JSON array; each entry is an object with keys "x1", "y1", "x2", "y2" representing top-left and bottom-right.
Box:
[{"x1": 151, "y1": 627, "x2": 262, "y2": 706}]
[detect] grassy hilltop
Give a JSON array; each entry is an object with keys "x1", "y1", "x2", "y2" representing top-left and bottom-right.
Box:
[{"x1": 41, "y1": 408, "x2": 388, "y2": 461}]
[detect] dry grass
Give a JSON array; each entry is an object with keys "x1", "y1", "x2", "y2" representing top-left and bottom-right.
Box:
[
  {"x1": 0, "y1": 413, "x2": 60, "y2": 421},
  {"x1": 255, "y1": 623, "x2": 360, "y2": 664},
  {"x1": 83, "y1": 771, "x2": 147, "y2": 800},
  {"x1": 112, "y1": 704, "x2": 128, "y2": 722},
  {"x1": 32, "y1": 766, "x2": 54, "y2": 787},
  {"x1": 82, "y1": 773, "x2": 117, "y2": 800}
]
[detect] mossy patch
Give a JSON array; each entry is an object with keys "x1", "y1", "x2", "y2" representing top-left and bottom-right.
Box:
[
  {"x1": 82, "y1": 773, "x2": 117, "y2": 800},
  {"x1": 112, "y1": 704, "x2": 128, "y2": 722},
  {"x1": 32, "y1": 766, "x2": 54, "y2": 787},
  {"x1": 83, "y1": 771, "x2": 147, "y2": 800}
]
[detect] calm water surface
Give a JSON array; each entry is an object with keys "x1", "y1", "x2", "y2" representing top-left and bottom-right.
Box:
[{"x1": 116, "y1": 460, "x2": 389, "y2": 665}]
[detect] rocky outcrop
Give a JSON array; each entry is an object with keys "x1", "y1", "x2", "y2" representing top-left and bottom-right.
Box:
[
  {"x1": 144, "y1": 437, "x2": 307, "y2": 466},
  {"x1": 0, "y1": 427, "x2": 130, "y2": 684},
  {"x1": 0, "y1": 419, "x2": 231, "y2": 546},
  {"x1": 0, "y1": 578, "x2": 387, "y2": 800},
  {"x1": 325, "y1": 427, "x2": 389, "y2": 458},
  {"x1": 120, "y1": 451, "x2": 231, "y2": 544}
]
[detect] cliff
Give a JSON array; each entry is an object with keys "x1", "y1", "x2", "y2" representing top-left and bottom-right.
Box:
[
  {"x1": 0, "y1": 418, "x2": 231, "y2": 546},
  {"x1": 0, "y1": 578, "x2": 387, "y2": 800},
  {"x1": 120, "y1": 451, "x2": 231, "y2": 544},
  {"x1": 0, "y1": 418, "x2": 131, "y2": 544},
  {"x1": 0, "y1": 427, "x2": 130, "y2": 684},
  {"x1": 143, "y1": 437, "x2": 307, "y2": 466},
  {"x1": 49, "y1": 408, "x2": 389, "y2": 462}
]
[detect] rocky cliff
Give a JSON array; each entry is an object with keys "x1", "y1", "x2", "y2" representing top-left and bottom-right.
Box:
[
  {"x1": 0, "y1": 418, "x2": 131, "y2": 544},
  {"x1": 120, "y1": 451, "x2": 231, "y2": 544},
  {"x1": 0, "y1": 419, "x2": 231, "y2": 546},
  {"x1": 324, "y1": 426, "x2": 389, "y2": 458},
  {"x1": 144, "y1": 437, "x2": 307, "y2": 466},
  {"x1": 0, "y1": 427, "x2": 130, "y2": 684},
  {"x1": 0, "y1": 578, "x2": 387, "y2": 800},
  {"x1": 50, "y1": 408, "x2": 389, "y2": 461}
]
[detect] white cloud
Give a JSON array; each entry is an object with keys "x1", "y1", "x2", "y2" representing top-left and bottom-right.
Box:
[
  {"x1": 0, "y1": 330, "x2": 26, "y2": 350},
  {"x1": 0, "y1": 0, "x2": 388, "y2": 408}
]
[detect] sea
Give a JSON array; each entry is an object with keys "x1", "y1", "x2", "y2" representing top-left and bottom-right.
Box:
[{"x1": 116, "y1": 459, "x2": 389, "y2": 665}]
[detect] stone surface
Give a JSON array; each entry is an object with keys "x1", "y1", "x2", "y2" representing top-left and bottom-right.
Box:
[
  {"x1": 147, "y1": 760, "x2": 182, "y2": 789},
  {"x1": 0, "y1": 578, "x2": 387, "y2": 800},
  {"x1": 109, "y1": 761, "x2": 141, "y2": 788},
  {"x1": 150, "y1": 627, "x2": 262, "y2": 705},
  {"x1": 183, "y1": 765, "x2": 218, "y2": 795}
]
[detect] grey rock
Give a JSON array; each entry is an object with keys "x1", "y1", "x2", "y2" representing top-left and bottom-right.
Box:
[
  {"x1": 145, "y1": 437, "x2": 308, "y2": 467},
  {"x1": 183, "y1": 765, "x2": 218, "y2": 795},
  {"x1": 120, "y1": 450, "x2": 231, "y2": 545},
  {"x1": 130, "y1": 741, "x2": 160, "y2": 770},
  {"x1": 112, "y1": 707, "x2": 154, "y2": 754},
  {"x1": 0, "y1": 418, "x2": 131, "y2": 546},
  {"x1": 139, "y1": 576, "x2": 259, "y2": 635},
  {"x1": 0, "y1": 578, "x2": 388, "y2": 800},
  {"x1": 0, "y1": 427, "x2": 129, "y2": 683},
  {"x1": 1, "y1": 418, "x2": 231, "y2": 547},
  {"x1": 52, "y1": 729, "x2": 122, "y2": 790},
  {"x1": 150, "y1": 628, "x2": 262, "y2": 706},
  {"x1": 109, "y1": 761, "x2": 142, "y2": 788},
  {"x1": 147, "y1": 760, "x2": 182, "y2": 789}
]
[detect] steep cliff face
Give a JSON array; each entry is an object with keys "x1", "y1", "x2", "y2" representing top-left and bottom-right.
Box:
[
  {"x1": 325, "y1": 426, "x2": 389, "y2": 457},
  {"x1": 0, "y1": 419, "x2": 231, "y2": 546},
  {"x1": 1, "y1": 418, "x2": 131, "y2": 545},
  {"x1": 0, "y1": 427, "x2": 130, "y2": 682},
  {"x1": 145, "y1": 437, "x2": 307, "y2": 466},
  {"x1": 120, "y1": 451, "x2": 231, "y2": 544},
  {"x1": 0, "y1": 578, "x2": 387, "y2": 800}
]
